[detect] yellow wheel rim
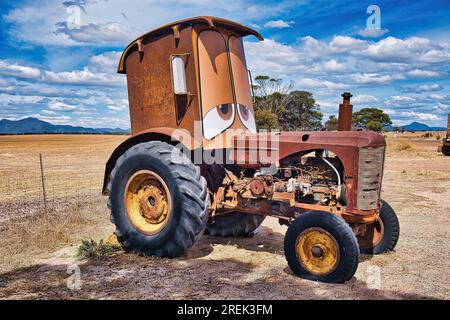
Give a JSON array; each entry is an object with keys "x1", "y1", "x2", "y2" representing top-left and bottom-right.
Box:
[
  {"x1": 358, "y1": 217, "x2": 385, "y2": 250},
  {"x1": 295, "y1": 227, "x2": 340, "y2": 276},
  {"x1": 124, "y1": 170, "x2": 171, "y2": 235}
]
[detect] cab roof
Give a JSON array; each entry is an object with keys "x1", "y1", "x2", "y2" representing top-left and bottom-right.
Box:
[{"x1": 117, "y1": 16, "x2": 264, "y2": 74}]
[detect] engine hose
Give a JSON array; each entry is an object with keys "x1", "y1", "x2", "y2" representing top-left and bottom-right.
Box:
[{"x1": 319, "y1": 155, "x2": 341, "y2": 187}]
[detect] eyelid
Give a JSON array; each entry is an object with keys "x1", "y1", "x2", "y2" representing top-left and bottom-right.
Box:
[
  {"x1": 237, "y1": 104, "x2": 257, "y2": 133},
  {"x1": 203, "y1": 104, "x2": 236, "y2": 140}
]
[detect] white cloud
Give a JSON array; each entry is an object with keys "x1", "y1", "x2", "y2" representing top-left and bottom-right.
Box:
[
  {"x1": 400, "y1": 111, "x2": 442, "y2": 121},
  {"x1": 330, "y1": 36, "x2": 367, "y2": 52},
  {"x1": 41, "y1": 109, "x2": 57, "y2": 115},
  {"x1": 107, "y1": 99, "x2": 128, "y2": 112},
  {"x1": 390, "y1": 95, "x2": 416, "y2": 103},
  {"x1": 264, "y1": 19, "x2": 294, "y2": 28},
  {"x1": 362, "y1": 36, "x2": 450, "y2": 63},
  {"x1": 48, "y1": 101, "x2": 79, "y2": 111},
  {"x1": 0, "y1": 60, "x2": 41, "y2": 79},
  {"x1": 89, "y1": 51, "x2": 122, "y2": 73},
  {"x1": 36, "y1": 114, "x2": 72, "y2": 124},
  {"x1": 43, "y1": 68, "x2": 125, "y2": 86},
  {"x1": 55, "y1": 21, "x2": 131, "y2": 45},
  {"x1": 358, "y1": 28, "x2": 389, "y2": 38},
  {"x1": 352, "y1": 95, "x2": 378, "y2": 104},
  {"x1": 407, "y1": 69, "x2": 440, "y2": 78},
  {"x1": 399, "y1": 83, "x2": 444, "y2": 93},
  {"x1": 295, "y1": 78, "x2": 349, "y2": 90},
  {"x1": 322, "y1": 60, "x2": 346, "y2": 72},
  {"x1": 352, "y1": 73, "x2": 404, "y2": 84}
]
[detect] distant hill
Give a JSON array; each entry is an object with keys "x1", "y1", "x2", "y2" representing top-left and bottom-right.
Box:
[
  {"x1": 0, "y1": 117, "x2": 130, "y2": 135},
  {"x1": 385, "y1": 121, "x2": 446, "y2": 132}
]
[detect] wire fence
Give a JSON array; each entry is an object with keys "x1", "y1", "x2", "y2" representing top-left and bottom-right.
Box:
[{"x1": 0, "y1": 152, "x2": 104, "y2": 220}]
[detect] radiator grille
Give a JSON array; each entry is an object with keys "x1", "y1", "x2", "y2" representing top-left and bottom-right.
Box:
[{"x1": 357, "y1": 146, "x2": 385, "y2": 210}]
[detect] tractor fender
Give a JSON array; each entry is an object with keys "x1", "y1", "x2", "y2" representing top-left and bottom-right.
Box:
[{"x1": 102, "y1": 127, "x2": 200, "y2": 195}]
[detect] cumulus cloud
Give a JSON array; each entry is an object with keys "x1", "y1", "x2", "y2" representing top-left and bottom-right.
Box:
[
  {"x1": 89, "y1": 51, "x2": 122, "y2": 73},
  {"x1": 43, "y1": 68, "x2": 125, "y2": 86},
  {"x1": 329, "y1": 36, "x2": 368, "y2": 52},
  {"x1": 0, "y1": 60, "x2": 41, "y2": 79},
  {"x1": 36, "y1": 113, "x2": 72, "y2": 125},
  {"x1": 264, "y1": 19, "x2": 294, "y2": 28},
  {"x1": 352, "y1": 73, "x2": 404, "y2": 85},
  {"x1": 55, "y1": 21, "x2": 131, "y2": 45},
  {"x1": 352, "y1": 95, "x2": 378, "y2": 104},
  {"x1": 400, "y1": 111, "x2": 442, "y2": 121},
  {"x1": 322, "y1": 60, "x2": 346, "y2": 72},
  {"x1": 407, "y1": 69, "x2": 441, "y2": 78},
  {"x1": 399, "y1": 83, "x2": 444, "y2": 93},
  {"x1": 361, "y1": 36, "x2": 450, "y2": 63},
  {"x1": 358, "y1": 28, "x2": 389, "y2": 38},
  {"x1": 107, "y1": 99, "x2": 128, "y2": 112},
  {"x1": 47, "y1": 101, "x2": 79, "y2": 111},
  {"x1": 295, "y1": 78, "x2": 350, "y2": 90}
]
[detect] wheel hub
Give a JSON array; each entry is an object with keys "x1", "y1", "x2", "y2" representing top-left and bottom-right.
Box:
[
  {"x1": 357, "y1": 217, "x2": 384, "y2": 250},
  {"x1": 311, "y1": 245, "x2": 324, "y2": 258},
  {"x1": 295, "y1": 227, "x2": 340, "y2": 276},
  {"x1": 137, "y1": 183, "x2": 168, "y2": 223},
  {"x1": 124, "y1": 170, "x2": 171, "y2": 235}
]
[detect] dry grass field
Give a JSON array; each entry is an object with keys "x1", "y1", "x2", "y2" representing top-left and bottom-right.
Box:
[{"x1": 0, "y1": 133, "x2": 449, "y2": 299}]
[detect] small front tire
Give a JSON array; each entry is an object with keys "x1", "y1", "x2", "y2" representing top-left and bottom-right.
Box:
[
  {"x1": 284, "y1": 211, "x2": 359, "y2": 283},
  {"x1": 358, "y1": 200, "x2": 400, "y2": 254}
]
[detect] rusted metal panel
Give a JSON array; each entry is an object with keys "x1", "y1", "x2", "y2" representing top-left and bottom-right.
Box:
[
  {"x1": 118, "y1": 16, "x2": 263, "y2": 74},
  {"x1": 357, "y1": 146, "x2": 385, "y2": 210},
  {"x1": 447, "y1": 114, "x2": 450, "y2": 137},
  {"x1": 125, "y1": 26, "x2": 200, "y2": 136}
]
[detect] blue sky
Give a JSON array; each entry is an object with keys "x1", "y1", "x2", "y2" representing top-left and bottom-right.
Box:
[{"x1": 0, "y1": 0, "x2": 449, "y2": 128}]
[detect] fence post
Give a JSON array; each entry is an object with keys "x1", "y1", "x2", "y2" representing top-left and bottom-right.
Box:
[{"x1": 39, "y1": 153, "x2": 47, "y2": 210}]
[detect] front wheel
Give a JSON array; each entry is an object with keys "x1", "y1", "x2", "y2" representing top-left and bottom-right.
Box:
[
  {"x1": 284, "y1": 211, "x2": 359, "y2": 283},
  {"x1": 358, "y1": 200, "x2": 400, "y2": 254}
]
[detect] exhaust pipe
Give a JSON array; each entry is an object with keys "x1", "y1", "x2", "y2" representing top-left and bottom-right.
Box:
[{"x1": 338, "y1": 92, "x2": 353, "y2": 131}]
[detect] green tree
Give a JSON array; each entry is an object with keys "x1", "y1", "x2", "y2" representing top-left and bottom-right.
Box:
[
  {"x1": 352, "y1": 107, "x2": 392, "y2": 132},
  {"x1": 282, "y1": 90, "x2": 323, "y2": 130},
  {"x1": 255, "y1": 109, "x2": 279, "y2": 130},
  {"x1": 324, "y1": 115, "x2": 338, "y2": 131},
  {"x1": 252, "y1": 75, "x2": 323, "y2": 131}
]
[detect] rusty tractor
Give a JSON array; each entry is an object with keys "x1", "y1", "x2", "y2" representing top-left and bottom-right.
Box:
[
  {"x1": 103, "y1": 17, "x2": 400, "y2": 283},
  {"x1": 440, "y1": 115, "x2": 450, "y2": 156}
]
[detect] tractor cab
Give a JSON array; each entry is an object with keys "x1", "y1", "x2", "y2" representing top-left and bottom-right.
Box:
[{"x1": 118, "y1": 16, "x2": 261, "y2": 150}]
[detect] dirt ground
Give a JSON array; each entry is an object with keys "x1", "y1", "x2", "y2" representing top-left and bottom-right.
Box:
[{"x1": 0, "y1": 133, "x2": 449, "y2": 300}]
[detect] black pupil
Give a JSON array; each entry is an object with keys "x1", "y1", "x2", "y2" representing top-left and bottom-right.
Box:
[
  {"x1": 219, "y1": 104, "x2": 228, "y2": 114},
  {"x1": 241, "y1": 106, "x2": 248, "y2": 115}
]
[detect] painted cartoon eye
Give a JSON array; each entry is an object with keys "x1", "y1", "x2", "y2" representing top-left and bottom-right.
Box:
[
  {"x1": 237, "y1": 104, "x2": 256, "y2": 133},
  {"x1": 203, "y1": 103, "x2": 235, "y2": 139}
]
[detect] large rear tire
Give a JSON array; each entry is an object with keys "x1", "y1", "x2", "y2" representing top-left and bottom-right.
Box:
[
  {"x1": 107, "y1": 141, "x2": 209, "y2": 257},
  {"x1": 205, "y1": 212, "x2": 265, "y2": 237},
  {"x1": 284, "y1": 211, "x2": 359, "y2": 283},
  {"x1": 358, "y1": 200, "x2": 400, "y2": 254}
]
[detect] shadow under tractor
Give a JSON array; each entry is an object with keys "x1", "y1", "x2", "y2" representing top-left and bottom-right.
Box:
[{"x1": 102, "y1": 16, "x2": 400, "y2": 283}]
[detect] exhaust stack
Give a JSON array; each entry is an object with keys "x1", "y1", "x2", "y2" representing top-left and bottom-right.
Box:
[{"x1": 338, "y1": 92, "x2": 353, "y2": 131}]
